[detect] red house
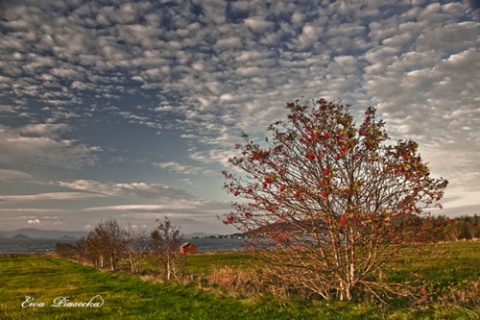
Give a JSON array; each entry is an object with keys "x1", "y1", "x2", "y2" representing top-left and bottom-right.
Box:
[{"x1": 179, "y1": 242, "x2": 196, "y2": 254}]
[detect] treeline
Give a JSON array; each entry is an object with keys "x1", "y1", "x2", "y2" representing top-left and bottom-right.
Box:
[
  {"x1": 56, "y1": 217, "x2": 184, "y2": 280},
  {"x1": 413, "y1": 215, "x2": 480, "y2": 242}
]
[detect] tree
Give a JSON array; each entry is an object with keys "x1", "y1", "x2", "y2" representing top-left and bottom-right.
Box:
[
  {"x1": 150, "y1": 217, "x2": 183, "y2": 280},
  {"x1": 122, "y1": 224, "x2": 149, "y2": 274},
  {"x1": 84, "y1": 218, "x2": 127, "y2": 270},
  {"x1": 223, "y1": 98, "x2": 448, "y2": 301}
]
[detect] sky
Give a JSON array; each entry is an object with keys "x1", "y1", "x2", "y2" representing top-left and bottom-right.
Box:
[{"x1": 0, "y1": 0, "x2": 479, "y2": 235}]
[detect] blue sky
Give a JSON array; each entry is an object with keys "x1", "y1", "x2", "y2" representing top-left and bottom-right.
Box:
[{"x1": 0, "y1": 0, "x2": 479, "y2": 234}]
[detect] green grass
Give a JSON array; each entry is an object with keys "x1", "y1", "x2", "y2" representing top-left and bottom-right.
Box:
[
  {"x1": 387, "y1": 242, "x2": 480, "y2": 294},
  {"x1": 1, "y1": 242, "x2": 479, "y2": 319},
  {"x1": 0, "y1": 256, "x2": 359, "y2": 319},
  {"x1": 184, "y1": 250, "x2": 258, "y2": 274}
]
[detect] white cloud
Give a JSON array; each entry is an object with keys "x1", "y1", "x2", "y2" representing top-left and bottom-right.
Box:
[
  {"x1": 215, "y1": 36, "x2": 243, "y2": 49},
  {"x1": 244, "y1": 17, "x2": 274, "y2": 33},
  {"x1": 84, "y1": 204, "x2": 178, "y2": 212},
  {"x1": 57, "y1": 180, "x2": 196, "y2": 201},
  {"x1": 81, "y1": 199, "x2": 233, "y2": 234},
  {"x1": 297, "y1": 24, "x2": 322, "y2": 49},
  {"x1": 1, "y1": 192, "x2": 104, "y2": 203},
  {"x1": 0, "y1": 124, "x2": 98, "y2": 169},
  {"x1": 153, "y1": 161, "x2": 213, "y2": 175},
  {"x1": 16, "y1": 123, "x2": 69, "y2": 138}
]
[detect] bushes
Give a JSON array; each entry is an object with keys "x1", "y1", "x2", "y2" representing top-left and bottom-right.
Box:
[{"x1": 56, "y1": 217, "x2": 182, "y2": 277}]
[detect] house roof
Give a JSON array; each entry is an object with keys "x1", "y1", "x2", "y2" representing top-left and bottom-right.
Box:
[{"x1": 180, "y1": 242, "x2": 195, "y2": 248}]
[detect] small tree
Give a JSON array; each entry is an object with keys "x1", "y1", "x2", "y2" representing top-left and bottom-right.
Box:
[
  {"x1": 83, "y1": 218, "x2": 127, "y2": 270},
  {"x1": 223, "y1": 98, "x2": 448, "y2": 301},
  {"x1": 123, "y1": 224, "x2": 149, "y2": 274},
  {"x1": 150, "y1": 217, "x2": 183, "y2": 280}
]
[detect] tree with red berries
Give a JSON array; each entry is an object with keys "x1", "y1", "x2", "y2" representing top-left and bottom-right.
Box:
[{"x1": 223, "y1": 98, "x2": 448, "y2": 301}]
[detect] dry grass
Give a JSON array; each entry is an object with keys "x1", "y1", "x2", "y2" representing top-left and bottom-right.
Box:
[
  {"x1": 207, "y1": 266, "x2": 264, "y2": 295},
  {"x1": 438, "y1": 279, "x2": 480, "y2": 306}
]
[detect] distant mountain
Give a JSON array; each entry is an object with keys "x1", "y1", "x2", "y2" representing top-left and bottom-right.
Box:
[
  {"x1": 0, "y1": 228, "x2": 220, "y2": 241},
  {"x1": 0, "y1": 228, "x2": 87, "y2": 240},
  {"x1": 59, "y1": 235, "x2": 77, "y2": 240},
  {"x1": 185, "y1": 231, "x2": 217, "y2": 239},
  {"x1": 11, "y1": 233, "x2": 31, "y2": 239}
]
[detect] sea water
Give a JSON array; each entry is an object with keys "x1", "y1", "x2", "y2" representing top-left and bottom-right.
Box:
[{"x1": 0, "y1": 237, "x2": 246, "y2": 254}]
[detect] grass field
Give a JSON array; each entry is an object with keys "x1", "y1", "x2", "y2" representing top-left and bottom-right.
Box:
[{"x1": 1, "y1": 242, "x2": 479, "y2": 319}]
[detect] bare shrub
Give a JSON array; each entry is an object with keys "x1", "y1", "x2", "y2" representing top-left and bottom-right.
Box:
[{"x1": 150, "y1": 217, "x2": 183, "y2": 280}]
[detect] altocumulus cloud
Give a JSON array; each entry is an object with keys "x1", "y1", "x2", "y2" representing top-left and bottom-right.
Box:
[{"x1": 0, "y1": 0, "x2": 479, "y2": 232}]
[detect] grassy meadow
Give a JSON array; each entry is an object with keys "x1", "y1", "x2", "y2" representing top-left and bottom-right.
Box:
[{"x1": 1, "y1": 242, "x2": 479, "y2": 319}]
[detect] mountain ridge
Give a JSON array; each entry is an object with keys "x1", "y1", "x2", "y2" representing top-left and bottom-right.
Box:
[
  {"x1": 0, "y1": 228, "x2": 217, "y2": 240},
  {"x1": 0, "y1": 228, "x2": 88, "y2": 240}
]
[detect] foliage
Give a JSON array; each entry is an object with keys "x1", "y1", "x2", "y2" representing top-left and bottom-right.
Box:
[{"x1": 223, "y1": 98, "x2": 448, "y2": 301}]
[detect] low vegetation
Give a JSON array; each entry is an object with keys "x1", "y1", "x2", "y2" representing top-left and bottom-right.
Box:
[{"x1": 1, "y1": 241, "x2": 479, "y2": 319}]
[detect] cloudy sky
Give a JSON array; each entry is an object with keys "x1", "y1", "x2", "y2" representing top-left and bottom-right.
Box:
[{"x1": 0, "y1": 0, "x2": 479, "y2": 234}]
